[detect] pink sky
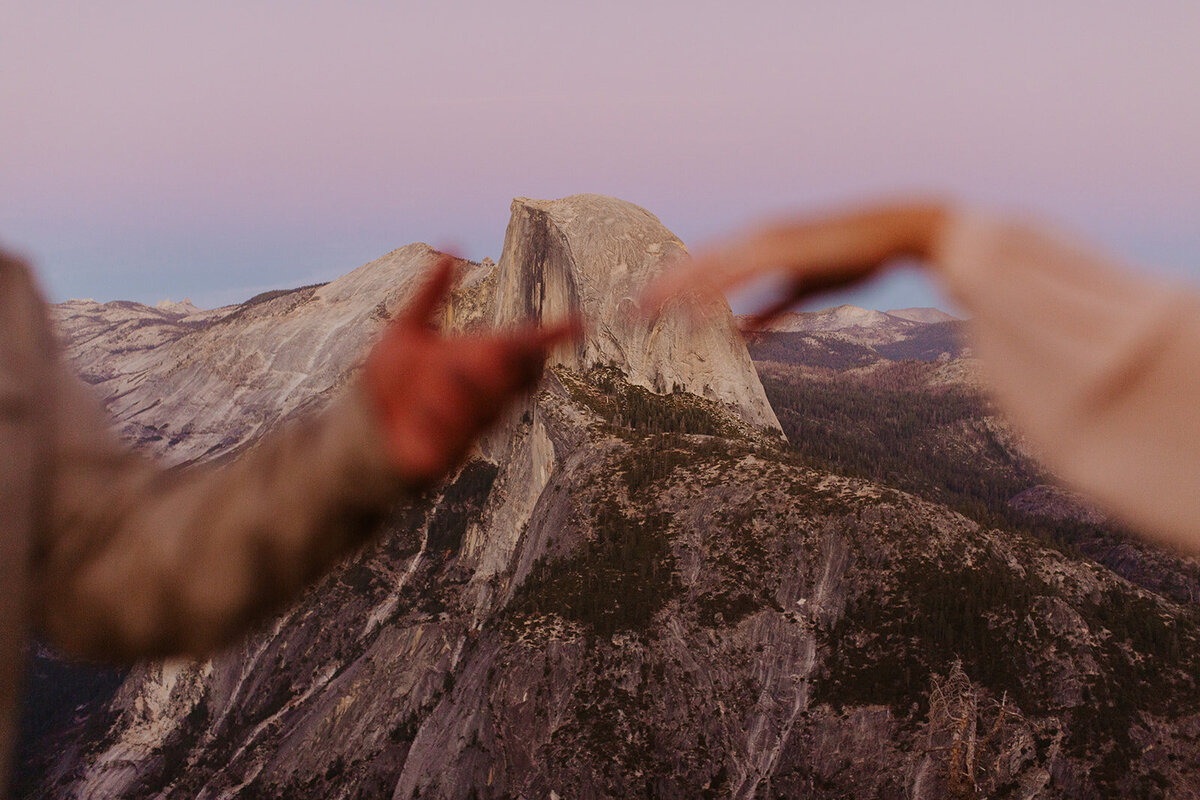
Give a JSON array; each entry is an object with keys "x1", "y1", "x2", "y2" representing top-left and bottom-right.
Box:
[{"x1": 2, "y1": 1, "x2": 1198, "y2": 311}]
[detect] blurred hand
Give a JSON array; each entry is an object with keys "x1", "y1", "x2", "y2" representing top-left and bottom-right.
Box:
[
  {"x1": 365, "y1": 255, "x2": 580, "y2": 489},
  {"x1": 641, "y1": 202, "x2": 951, "y2": 329}
]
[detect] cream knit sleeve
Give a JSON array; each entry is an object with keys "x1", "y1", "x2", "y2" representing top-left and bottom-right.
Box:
[
  {"x1": 34, "y1": 356, "x2": 407, "y2": 661},
  {"x1": 934, "y1": 214, "x2": 1200, "y2": 550}
]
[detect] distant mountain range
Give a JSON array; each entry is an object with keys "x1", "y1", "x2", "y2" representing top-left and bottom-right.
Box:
[
  {"x1": 884, "y1": 307, "x2": 959, "y2": 325},
  {"x1": 740, "y1": 304, "x2": 958, "y2": 338},
  {"x1": 19, "y1": 195, "x2": 1200, "y2": 800},
  {"x1": 737, "y1": 304, "x2": 968, "y2": 372}
]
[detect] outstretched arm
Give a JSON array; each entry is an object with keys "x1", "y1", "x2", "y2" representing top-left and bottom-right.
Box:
[
  {"x1": 643, "y1": 202, "x2": 1200, "y2": 552},
  {"x1": 641, "y1": 203, "x2": 949, "y2": 329},
  {"x1": 29, "y1": 255, "x2": 577, "y2": 660}
]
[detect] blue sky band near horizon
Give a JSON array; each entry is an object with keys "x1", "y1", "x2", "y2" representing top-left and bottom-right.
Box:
[{"x1": 2, "y1": 1, "x2": 1198, "y2": 314}]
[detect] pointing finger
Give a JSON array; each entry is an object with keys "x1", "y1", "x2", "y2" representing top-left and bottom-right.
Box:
[
  {"x1": 639, "y1": 256, "x2": 713, "y2": 315},
  {"x1": 520, "y1": 315, "x2": 585, "y2": 350},
  {"x1": 510, "y1": 316, "x2": 586, "y2": 370},
  {"x1": 402, "y1": 254, "x2": 458, "y2": 332},
  {"x1": 446, "y1": 317, "x2": 583, "y2": 404},
  {"x1": 746, "y1": 279, "x2": 806, "y2": 332},
  {"x1": 639, "y1": 243, "x2": 757, "y2": 315},
  {"x1": 486, "y1": 318, "x2": 583, "y2": 393}
]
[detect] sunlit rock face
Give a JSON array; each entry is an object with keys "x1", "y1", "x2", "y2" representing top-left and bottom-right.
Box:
[
  {"x1": 494, "y1": 195, "x2": 781, "y2": 433},
  {"x1": 52, "y1": 244, "x2": 457, "y2": 466}
]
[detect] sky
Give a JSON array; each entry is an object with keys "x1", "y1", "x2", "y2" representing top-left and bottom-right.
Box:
[{"x1": 2, "y1": 1, "x2": 1198, "y2": 313}]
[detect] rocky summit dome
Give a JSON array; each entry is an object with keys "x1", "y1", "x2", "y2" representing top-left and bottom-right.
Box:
[{"x1": 492, "y1": 194, "x2": 780, "y2": 432}]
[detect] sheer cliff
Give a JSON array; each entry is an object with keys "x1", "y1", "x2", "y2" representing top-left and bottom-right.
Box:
[
  {"x1": 492, "y1": 195, "x2": 779, "y2": 432},
  {"x1": 22, "y1": 195, "x2": 1200, "y2": 800}
]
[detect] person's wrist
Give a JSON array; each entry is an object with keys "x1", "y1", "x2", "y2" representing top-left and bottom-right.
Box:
[{"x1": 319, "y1": 381, "x2": 413, "y2": 505}]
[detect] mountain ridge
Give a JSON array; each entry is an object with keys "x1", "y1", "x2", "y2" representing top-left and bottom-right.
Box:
[{"x1": 737, "y1": 304, "x2": 958, "y2": 340}]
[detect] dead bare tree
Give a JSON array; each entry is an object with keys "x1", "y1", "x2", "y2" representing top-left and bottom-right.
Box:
[{"x1": 925, "y1": 659, "x2": 1025, "y2": 799}]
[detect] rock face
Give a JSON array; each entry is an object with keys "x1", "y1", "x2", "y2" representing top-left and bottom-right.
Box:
[
  {"x1": 494, "y1": 195, "x2": 780, "y2": 432},
  {"x1": 21, "y1": 195, "x2": 1200, "y2": 800},
  {"x1": 51, "y1": 244, "x2": 453, "y2": 465}
]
